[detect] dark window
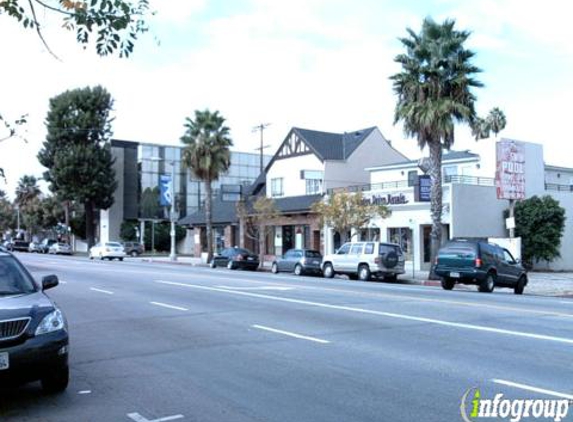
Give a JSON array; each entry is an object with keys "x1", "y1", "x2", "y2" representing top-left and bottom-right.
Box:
[
  {"x1": 0, "y1": 257, "x2": 37, "y2": 295},
  {"x1": 349, "y1": 244, "x2": 363, "y2": 255},
  {"x1": 337, "y1": 244, "x2": 351, "y2": 255},
  {"x1": 364, "y1": 243, "x2": 375, "y2": 254},
  {"x1": 408, "y1": 170, "x2": 418, "y2": 187},
  {"x1": 304, "y1": 250, "x2": 321, "y2": 258},
  {"x1": 379, "y1": 243, "x2": 401, "y2": 255}
]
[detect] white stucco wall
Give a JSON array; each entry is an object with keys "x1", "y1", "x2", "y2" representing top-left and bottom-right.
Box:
[
  {"x1": 100, "y1": 146, "x2": 125, "y2": 243},
  {"x1": 266, "y1": 153, "x2": 324, "y2": 197}
]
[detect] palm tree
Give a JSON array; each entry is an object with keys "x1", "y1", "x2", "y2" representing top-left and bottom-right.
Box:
[
  {"x1": 470, "y1": 117, "x2": 490, "y2": 140},
  {"x1": 15, "y1": 175, "x2": 42, "y2": 237},
  {"x1": 180, "y1": 110, "x2": 233, "y2": 263},
  {"x1": 487, "y1": 107, "x2": 507, "y2": 138},
  {"x1": 391, "y1": 18, "x2": 483, "y2": 266}
]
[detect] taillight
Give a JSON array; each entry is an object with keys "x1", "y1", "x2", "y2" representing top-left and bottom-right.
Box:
[
  {"x1": 435, "y1": 257, "x2": 439, "y2": 265},
  {"x1": 236, "y1": 254, "x2": 244, "y2": 261},
  {"x1": 475, "y1": 258, "x2": 482, "y2": 268},
  {"x1": 374, "y1": 257, "x2": 381, "y2": 265}
]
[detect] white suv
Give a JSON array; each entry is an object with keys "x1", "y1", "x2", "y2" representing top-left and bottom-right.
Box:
[{"x1": 321, "y1": 242, "x2": 405, "y2": 282}]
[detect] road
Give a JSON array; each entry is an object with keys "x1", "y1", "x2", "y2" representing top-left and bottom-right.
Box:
[{"x1": 1, "y1": 252, "x2": 572, "y2": 422}]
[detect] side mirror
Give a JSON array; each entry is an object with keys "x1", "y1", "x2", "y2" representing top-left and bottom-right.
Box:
[{"x1": 42, "y1": 274, "x2": 59, "y2": 290}]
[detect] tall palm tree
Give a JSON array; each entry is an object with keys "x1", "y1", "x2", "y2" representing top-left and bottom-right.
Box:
[
  {"x1": 180, "y1": 110, "x2": 233, "y2": 263},
  {"x1": 391, "y1": 18, "x2": 483, "y2": 266},
  {"x1": 15, "y1": 175, "x2": 41, "y2": 207},
  {"x1": 470, "y1": 117, "x2": 490, "y2": 140},
  {"x1": 487, "y1": 107, "x2": 507, "y2": 138}
]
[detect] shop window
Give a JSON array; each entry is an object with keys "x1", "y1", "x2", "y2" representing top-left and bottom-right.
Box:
[
  {"x1": 271, "y1": 178, "x2": 283, "y2": 197},
  {"x1": 388, "y1": 227, "x2": 413, "y2": 260}
]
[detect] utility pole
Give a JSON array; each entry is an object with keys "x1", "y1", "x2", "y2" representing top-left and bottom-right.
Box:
[{"x1": 253, "y1": 123, "x2": 271, "y2": 173}]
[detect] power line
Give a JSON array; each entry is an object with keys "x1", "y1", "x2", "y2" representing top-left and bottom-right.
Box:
[{"x1": 252, "y1": 123, "x2": 271, "y2": 174}]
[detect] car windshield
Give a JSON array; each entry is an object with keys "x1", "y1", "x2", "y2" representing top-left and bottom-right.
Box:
[
  {"x1": 439, "y1": 242, "x2": 477, "y2": 258},
  {"x1": 106, "y1": 242, "x2": 122, "y2": 247},
  {"x1": 305, "y1": 250, "x2": 321, "y2": 258},
  {"x1": 0, "y1": 256, "x2": 37, "y2": 296}
]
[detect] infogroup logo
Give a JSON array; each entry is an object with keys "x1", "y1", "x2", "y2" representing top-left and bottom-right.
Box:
[{"x1": 460, "y1": 387, "x2": 571, "y2": 422}]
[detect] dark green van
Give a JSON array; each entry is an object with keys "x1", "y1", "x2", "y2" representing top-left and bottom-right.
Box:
[{"x1": 434, "y1": 239, "x2": 527, "y2": 294}]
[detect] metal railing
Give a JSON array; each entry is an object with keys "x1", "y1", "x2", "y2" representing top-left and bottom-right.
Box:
[
  {"x1": 444, "y1": 175, "x2": 495, "y2": 186},
  {"x1": 545, "y1": 183, "x2": 573, "y2": 192}
]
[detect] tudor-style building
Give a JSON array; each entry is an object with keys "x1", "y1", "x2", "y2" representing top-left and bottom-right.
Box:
[{"x1": 242, "y1": 126, "x2": 408, "y2": 258}]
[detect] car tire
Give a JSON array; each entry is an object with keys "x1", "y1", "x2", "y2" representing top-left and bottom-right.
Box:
[
  {"x1": 99, "y1": 253, "x2": 104, "y2": 261},
  {"x1": 89, "y1": 254, "x2": 93, "y2": 260},
  {"x1": 227, "y1": 260, "x2": 236, "y2": 270},
  {"x1": 441, "y1": 277, "x2": 455, "y2": 290},
  {"x1": 479, "y1": 273, "x2": 495, "y2": 293},
  {"x1": 323, "y1": 263, "x2": 334, "y2": 278},
  {"x1": 41, "y1": 365, "x2": 69, "y2": 394},
  {"x1": 514, "y1": 276, "x2": 526, "y2": 295},
  {"x1": 294, "y1": 264, "x2": 303, "y2": 276},
  {"x1": 210, "y1": 260, "x2": 217, "y2": 269},
  {"x1": 358, "y1": 265, "x2": 371, "y2": 281},
  {"x1": 130, "y1": 251, "x2": 138, "y2": 257},
  {"x1": 119, "y1": 257, "x2": 124, "y2": 262},
  {"x1": 271, "y1": 262, "x2": 278, "y2": 274}
]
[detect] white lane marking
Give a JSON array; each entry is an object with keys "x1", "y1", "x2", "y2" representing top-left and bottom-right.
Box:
[
  {"x1": 127, "y1": 413, "x2": 184, "y2": 422},
  {"x1": 150, "y1": 301, "x2": 188, "y2": 312},
  {"x1": 78, "y1": 390, "x2": 91, "y2": 395},
  {"x1": 216, "y1": 285, "x2": 293, "y2": 291},
  {"x1": 253, "y1": 324, "x2": 329, "y2": 344},
  {"x1": 156, "y1": 280, "x2": 573, "y2": 345},
  {"x1": 560, "y1": 301, "x2": 573, "y2": 304},
  {"x1": 59, "y1": 280, "x2": 68, "y2": 284},
  {"x1": 90, "y1": 288, "x2": 114, "y2": 295},
  {"x1": 492, "y1": 379, "x2": 573, "y2": 400}
]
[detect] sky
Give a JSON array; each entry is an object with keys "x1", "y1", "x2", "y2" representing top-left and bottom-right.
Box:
[{"x1": 1, "y1": 0, "x2": 572, "y2": 199}]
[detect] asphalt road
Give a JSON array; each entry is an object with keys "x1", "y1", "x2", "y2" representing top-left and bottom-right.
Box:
[{"x1": 1, "y1": 252, "x2": 572, "y2": 422}]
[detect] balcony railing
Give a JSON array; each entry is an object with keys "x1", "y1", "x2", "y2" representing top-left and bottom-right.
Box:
[
  {"x1": 444, "y1": 175, "x2": 495, "y2": 186},
  {"x1": 545, "y1": 183, "x2": 573, "y2": 192}
]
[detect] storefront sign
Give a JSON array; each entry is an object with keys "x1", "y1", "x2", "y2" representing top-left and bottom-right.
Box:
[
  {"x1": 159, "y1": 174, "x2": 172, "y2": 206},
  {"x1": 363, "y1": 193, "x2": 409, "y2": 206},
  {"x1": 415, "y1": 175, "x2": 431, "y2": 202},
  {"x1": 495, "y1": 140, "x2": 525, "y2": 200}
]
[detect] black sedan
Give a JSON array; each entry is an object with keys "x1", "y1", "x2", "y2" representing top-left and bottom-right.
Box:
[
  {"x1": 0, "y1": 250, "x2": 69, "y2": 392},
  {"x1": 210, "y1": 247, "x2": 259, "y2": 271},
  {"x1": 271, "y1": 249, "x2": 323, "y2": 276}
]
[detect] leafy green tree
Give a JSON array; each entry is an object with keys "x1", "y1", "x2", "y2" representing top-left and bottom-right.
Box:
[
  {"x1": 0, "y1": 0, "x2": 151, "y2": 58},
  {"x1": 312, "y1": 191, "x2": 391, "y2": 244},
  {"x1": 140, "y1": 186, "x2": 162, "y2": 219},
  {"x1": 0, "y1": 190, "x2": 16, "y2": 233},
  {"x1": 514, "y1": 196, "x2": 566, "y2": 268},
  {"x1": 38, "y1": 86, "x2": 117, "y2": 247},
  {"x1": 120, "y1": 219, "x2": 185, "y2": 252},
  {"x1": 14, "y1": 175, "x2": 42, "y2": 236},
  {"x1": 391, "y1": 18, "x2": 483, "y2": 265},
  {"x1": 181, "y1": 110, "x2": 233, "y2": 263}
]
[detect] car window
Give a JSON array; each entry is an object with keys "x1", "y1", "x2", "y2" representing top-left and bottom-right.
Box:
[
  {"x1": 284, "y1": 250, "x2": 294, "y2": 258},
  {"x1": 0, "y1": 256, "x2": 37, "y2": 295},
  {"x1": 379, "y1": 243, "x2": 401, "y2": 255},
  {"x1": 364, "y1": 243, "x2": 375, "y2": 254},
  {"x1": 106, "y1": 242, "x2": 122, "y2": 247},
  {"x1": 337, "y1": 244, "x2": 351, "y2": 255},
  {"x1": 503, "y1": 249, "x2": 516, "y2": 263},
  {"x1": 294, "y1": 251, "x2": 303, "y2": 258},
  {"x1": 349, "y1": 243, "x2": 363, "y2": 255},
  {"x1": 304, "y1": 250, "x2": 321, "y2": 258}
]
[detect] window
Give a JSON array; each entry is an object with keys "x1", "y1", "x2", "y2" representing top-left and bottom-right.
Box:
[
  {"x1": 443, "y1": 165, "x2": 457, "y2": 179},
  {"x1": 388, "y1": 227, "x2": 412, "y2": 260},
  {"x1": 271, "y1": 178, "x2": 283, "y2": 197},
  {"x1": 349, "y1": 243, "x2": 363, "y2": 255},
  {"x1": 303, "y1": 170, "x2": 323, "y2": 195},
  {"x1": 337, "y1": 244, "x2": 351, "y2": 255},
  {"x1": 364, "y1": 243, "x2": 375, "y2": 254},
  {"x1": 407, "y1": 170, "x2": 418, "y2": 187},
  {"x1": 503, "y1": 249, "x2": 516, "y2": 263}
]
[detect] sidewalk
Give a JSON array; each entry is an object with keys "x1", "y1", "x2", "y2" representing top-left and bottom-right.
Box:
[{"x1": 138, "y1": 256, "x2": 573, "y2": 297}]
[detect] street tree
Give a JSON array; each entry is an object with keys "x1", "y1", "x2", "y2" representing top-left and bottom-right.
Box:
[
  {"x1": 311, "y1": 191, "x2": 391, "y2": 244},
  {"x1": 181, "y1": 110, "x2": 233, "y2": 263},
  {"x1": 391, "y1": 18, "x2": 483, "y2": 265},
  {"x1": 236, "y1": 196, "x2": 280, "y2": 268},
  {"x1": 38, "y1": 86, "x2": 117, "y2": 247},
  {"x1": 0, "y1": 190, "x2": 16, "y2": 234},
  {"x1": 513, "y1": 195, "x2": 566, "y2": 269},
  {"x1": 487, "y1": 107, "x2": 507, "y2": 137}
]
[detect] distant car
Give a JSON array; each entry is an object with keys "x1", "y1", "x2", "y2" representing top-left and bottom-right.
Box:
[
  {"x1": 210, "y1": 247, "x2": 259, "y2": 271},
  {"x1": 321, "y1": 242, "x2": 405, "y2": 282},
  {"x1": 10, "y1": 240, "x2": 30, "y2": 253},
  {"x1": 28, "y1": 241, "x2": 43, "y2": 253},
  {"x1": 48, "y1": 243, "x2": 73, "y2": 255},
  {"x1": 122, "y1": 241, "x2": 144, "y2": 257},
  {"x1": 271, "y1": 249, "x2": 323, "y2": 276},
  {"x1": 0, "y1": 249, "x2": 69, "y2": 392},
  {"x1": 39, "y1": 239, "x2": 57, "y2": 254},
  {"x1": 89, "y1": 242, "x2": 126, "y2": 261},
  {"x1": 434, "y1": 239, "x2": 528, "y2": 294}
]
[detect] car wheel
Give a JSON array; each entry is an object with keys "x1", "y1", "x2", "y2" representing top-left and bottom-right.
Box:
[
  {"x1": 441, "y1": 277, "x2": 455, "y2": 290},
  {"x1": 119, "y1": 257, "x2": 124, "y2": 262},
  {"x1": 130, "y1": 251, "x2": 138, "y2": 257},
  {"x1": 294, "y1": 264, "x2": 303, "y2": 276},
  {"x1": 99, "y1": 253, "x2": 104, "y2": 261},
  {"x1": 358, "y1": 265, "x2": 371, "y2": 281},
  {"x1": 227, "y1": 260, "x2": 236, "y2": 270},
  {"x1": 323, "y1": 263, "x2": 334, "y2": 279},
  {"x1": 89, "y1": 254, "x2": 93, "y2": 260},
  {"x1": 479, "y1": 273, "x2": 495, "y2": 293},
  {"x1": 514, "y1": 276, "x2": 526, "y2": 295},
  {"x1": 210, "y1": 260, "x2": 217, "y2": 269},
  {"x1": 271, "y1": 262, "x2": 278, "y2": 274},
  {"x1": 41, "y1": 365, "x2": 69, "y2": 394}
]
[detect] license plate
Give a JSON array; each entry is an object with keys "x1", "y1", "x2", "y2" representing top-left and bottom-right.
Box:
[
  {"x1": 0, "y1": 352, "x2": 9, "y2": 370},
  {"x1": 450, "y1": 272, "x2": 460, "y2": 278},
  {"x1": 312, "y1": 260, "x2": 320, "y2": 265},
  {"x1": 247, "y1": 257, "x2": 254, "y2": 261}
]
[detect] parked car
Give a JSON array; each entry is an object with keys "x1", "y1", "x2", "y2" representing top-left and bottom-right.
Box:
[
  {"x1": 210, "y1": 247, "x2": 259, "y2": 270},
  {"x1": 39, "y1": 239, "x2": 57, "y2": 254},
  {"x1": 0, "y1": 249, "x2": 69, "y2": 392},
  {"x1": 434, "y1": 239, "x2": 528, "y2": 294},
  {"x1": 28, "y1": 241, "x2": 43, "y2": 253},
  {"x1": 48, "y1": 243, "x2": 73, "y2": 255},
  {"x1": 271, "y1": 249, "x2": 323, "y2": 276},
  {"x1": 321, "y1": 241, "x2": 405, "y2": 282},
  {"x1": 9, "y1": 240, "x2": 30, "y2": 253},
  {"x1": 122, "y1": 241, "x2": 144, "y2": 257},
  {"x1": 89, "y1": 242, "x2": 126, "y2": 261}
]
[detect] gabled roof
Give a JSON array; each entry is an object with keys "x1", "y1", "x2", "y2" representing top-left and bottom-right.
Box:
[
  {"x1": 292, "y1": 127, "x2": 376, "y2": 161},
  {"x1": 272, "y1": 194, "x2": 323, "y2": 213},
  {"x1": 178, "y1": 199, "x2": 239, "y2": 227}
]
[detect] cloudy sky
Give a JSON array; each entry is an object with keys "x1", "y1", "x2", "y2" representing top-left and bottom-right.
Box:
[{"x1": 1, "y1": 0, "x2": 572, "y2": 198}]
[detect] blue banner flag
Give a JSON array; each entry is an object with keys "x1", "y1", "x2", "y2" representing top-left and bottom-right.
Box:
[{"x1": 159, "y1": 174, "x2": 173, "y2": 206}]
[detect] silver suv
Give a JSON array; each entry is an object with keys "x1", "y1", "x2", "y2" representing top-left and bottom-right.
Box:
[{"x1": 321, "y1": 242, "x2": 405, "y2": 282}]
